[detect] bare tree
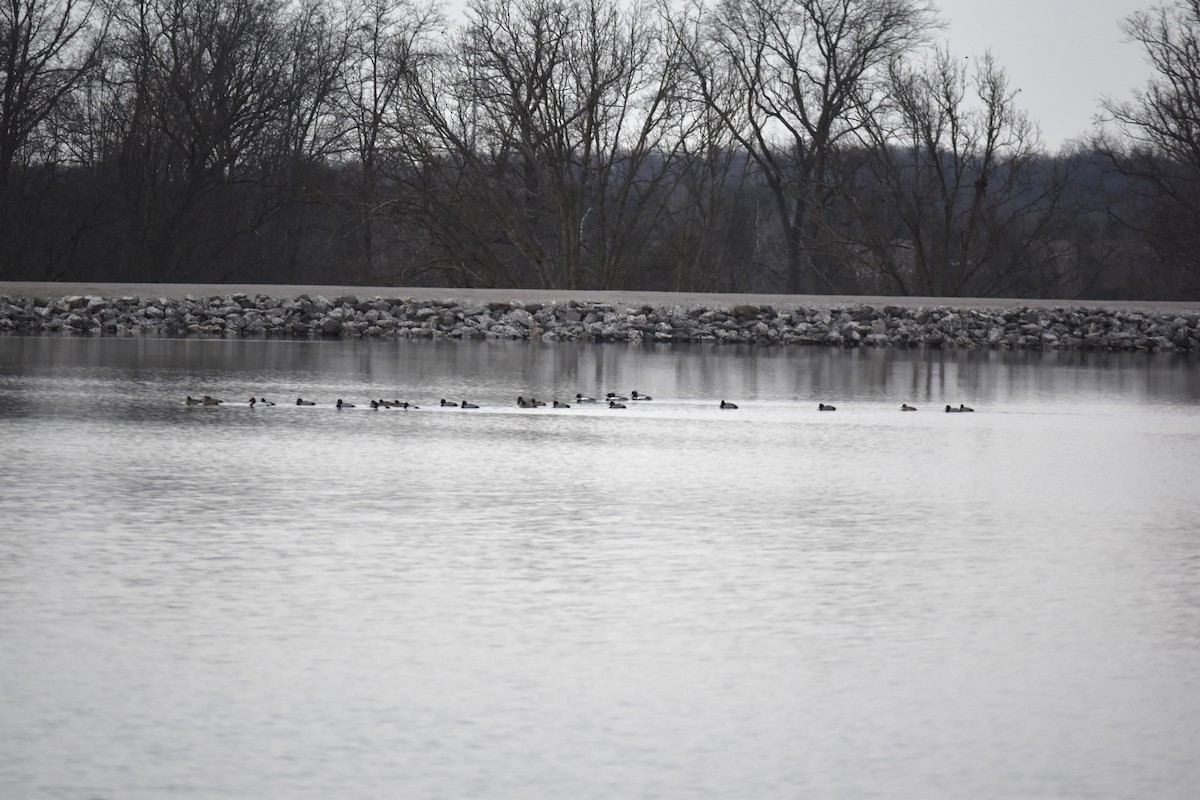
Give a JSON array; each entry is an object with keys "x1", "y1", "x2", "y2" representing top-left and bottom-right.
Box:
[
  {"x1": 1, "y1": 0, "x2": 105, "y2": 182},
  {"x1": 237, "y1": 0, "x2": 357, "y2": 282},
  {"x1": 407, "y1": 0, "x2": 694, "y2": 289},
  {"x1": 838, "y1": 49, "x2": 1068, "y2": 296},
  {"x1": 671, "y1": 0, "x2": 936, "y2": 293},
  {"x1": 655, "y1": 112, "x2": 758, "y2": 292},
  {"x1": 101, "y1": 0, "x2": 298, "y2": 279},
  {"x1": 1097, "y1": 0, "x2": 1200, "y2": 282},
  {"x1": 335, "y1": 0, "x2": 443, "y2": 282},
  {"x1": 647, "y1": 6, "x2": 753, "y2": 291},
  {"x1": 1, "y1": 0, "x2": 107, "y2": 276}
]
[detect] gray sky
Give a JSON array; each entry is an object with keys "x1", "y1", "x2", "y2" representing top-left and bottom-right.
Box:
[{"x1": 933, "y1": 0, "x2": 1155, "y2": 150}]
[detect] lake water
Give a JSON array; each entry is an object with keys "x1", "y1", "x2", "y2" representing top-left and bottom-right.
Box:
[{"x1": 2, "y1": 335, "x2": 1199, "y2": 800}]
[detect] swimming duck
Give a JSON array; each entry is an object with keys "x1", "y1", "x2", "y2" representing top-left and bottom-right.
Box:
[
  {"x1": 461, "y1": 401, "x2": 479, "y2": 409},
  {"x1": 945, "y1": 405, "x2": 960, "y2": 413},
  {"x1": 186, "y1": 396, "x2": 203, "y2": 405},
  {"x1": 517, "y1": 396, "x2": 530, "y2": 408},
  {"x1": 606, "y1": 392, "x2": 629, "y2": 402},
  {"x1": 553, "y1": 400, "x2": 571, "y2": 408},
  {"x1": 608, "y1": 400, "x2": 627, "y2": 408},
  {"x1": 575, "y1": 393, "x2": 597, "y2": 403},
  {"x1": 296, "y1": 398, "x2": 315, "y2": 406},
  {"x1": 720, "y1": 400, "x2": 738, "y2": 409},
  {"x1": 440, "y1": 399, "x2": 458, "y2": 407},
  {"x1": 336, "y1": 399, "x2": 354, "y2": 409},
  {"x1": 397, "y1": 402, "x2": 418, "y2": 409},
  {"x1": 959, "y1": 404, "x2": 975, "y2": 412},
  {"x1": 901, "y1": 403, "x2": 917, "y2": 411},
  {"x1": 818, "y1": 403, "x2": 836, "y2": 411},
  {"x1": 370, "y1": 400, "x2": 381, "y2": 409},
  {"x1": 631, "y1": 391, "x2": 652, "y2": 401},
  {"x1": 202, "y1": 395, "x2": 223, "y2": 406}
]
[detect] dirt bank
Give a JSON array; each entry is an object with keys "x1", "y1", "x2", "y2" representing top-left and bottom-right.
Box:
[{"x1": 3, "y1": 282, "x2": 1198, "y2": 315}]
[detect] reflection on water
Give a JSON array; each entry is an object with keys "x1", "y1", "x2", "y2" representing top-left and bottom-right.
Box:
[
  {"x1": 4, "y1": 334, "x2": 1200, "y2": 411},
  {"x1": 1, "y1": 335, "x2": 1199, "y2": 800}
]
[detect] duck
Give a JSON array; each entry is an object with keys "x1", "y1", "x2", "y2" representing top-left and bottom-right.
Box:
[
  {"x1": 720, "y1": 400, "x2": 738, "y2": 409},
  {"x1": 945, "y1": 404, "x2": 961, "y2": 413},
  {"x1": 631, "y1": 391, "x2": 652, "y2": 401},
  {"x1": 517, "y1": 396, "x2": 531, "y2": 408},
  {"x1": 606, "y1": 392, "x2": 629, "y2": 402},
  {"x1": 818, "y1": 403, "x2": 836, "y2": 411},
  {"x1": 608, "y1": 400, "x2": 627, "y2": 408},
  {"x1": 552, "y1": 400, "x2": 571, "y2": 408},
  {"x1": 397, "y1": 402, "x2": 418, "y2": 409},
  {"x1": 901, "y1": 403, "x2": 917, "y2": 411},
  {"x1": 296, "y1": 398, "x2": 316, "y2": 406},
  {"x1": 370, "y1": 400, "x2": 381, "y2": 409},
  {"x1": 336, "y1": 399, "x2": 354, "y2": 409},
  {"x1": 461, "y1": 401, "x2": 479, "y2": 409},
  {"x1": 185, "y1": 396, "x2": 203, "y2": 405},
  {"x1": 439, "y1": 399, "x2": 458, "y2": 407},
  {"x1": 202, "y1": 395, "x2": 223, "y2": 406},
  {"x1": 575, "y1": 393, "x2": 598, "y2": 403},
  {"x1": 959, "y1": 404, "x2": 975, "y2": 412}
]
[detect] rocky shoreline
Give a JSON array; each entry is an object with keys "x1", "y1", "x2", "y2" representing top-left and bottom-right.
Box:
[{"x1": 2, "y1": 291, "x2": 1199, "y2": 351}]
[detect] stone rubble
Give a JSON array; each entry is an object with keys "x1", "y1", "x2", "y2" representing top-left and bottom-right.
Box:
[{"x1": 1, "y1": 293, "x2": 1198, "y2": 352}]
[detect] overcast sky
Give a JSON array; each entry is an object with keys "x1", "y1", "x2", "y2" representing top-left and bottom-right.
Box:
[{"x1": 932, "y1": 0, "x2": 1155, "y2": 150}]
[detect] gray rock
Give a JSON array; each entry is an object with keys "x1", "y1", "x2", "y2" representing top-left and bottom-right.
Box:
[{"x1": 506, "y1": 309, "x2": 535, "y2": 327}]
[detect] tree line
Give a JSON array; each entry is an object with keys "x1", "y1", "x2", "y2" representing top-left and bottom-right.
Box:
[{"x1": 3, "y1": 0, "x2": 1200, "y2": 299}]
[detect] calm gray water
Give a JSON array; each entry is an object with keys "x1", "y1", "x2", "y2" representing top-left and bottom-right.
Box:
[{"x1": 2, "y1": 335, "x2": 1199, "y2": 800}]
